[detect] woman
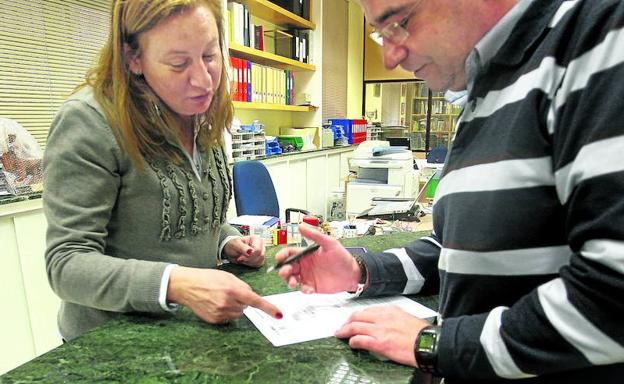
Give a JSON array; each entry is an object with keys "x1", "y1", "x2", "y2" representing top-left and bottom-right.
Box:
[{"x1": 43, "y1": 0, "x2": 281, "y2": 341}]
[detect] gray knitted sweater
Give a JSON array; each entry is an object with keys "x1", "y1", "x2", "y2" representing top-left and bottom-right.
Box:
[{"x1": 43, "y1": 88, "x2": 240, "y2": 340}]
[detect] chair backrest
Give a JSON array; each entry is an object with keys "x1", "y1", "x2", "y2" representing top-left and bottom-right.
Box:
[
  {"x1": 232, "y1": 160, "x2": 280, "y2": 217},
  {"x1": 426, "y1": 145, "x2": 448, "y2": 164}
]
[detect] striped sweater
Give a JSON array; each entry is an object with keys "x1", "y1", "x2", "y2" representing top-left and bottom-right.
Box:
[{"x1": 358, "y1": 0, "x2": 624, "y2": 382}]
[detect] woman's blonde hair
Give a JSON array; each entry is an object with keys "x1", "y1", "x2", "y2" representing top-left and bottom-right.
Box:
[{"x1": 82, "y1": 0, "x2": 233, "y2": 167}]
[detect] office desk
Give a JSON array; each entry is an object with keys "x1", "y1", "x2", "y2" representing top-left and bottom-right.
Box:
[{"x1": 1, "y1": 232, "x2": 437, "y2": 383}]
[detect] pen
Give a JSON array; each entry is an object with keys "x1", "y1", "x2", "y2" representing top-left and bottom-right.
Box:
[{"x1": 266, "y1": 243, "x2": 320, "y2": 273}]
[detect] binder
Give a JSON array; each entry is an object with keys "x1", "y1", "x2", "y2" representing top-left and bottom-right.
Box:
[
  {"x1": 249, "y1": 22, "x2": 255, "y2": 50},
  {"x1": 246, "y1": 59, "x2": 252, "y2": 102},
  {"x1": 254, "y1": 24, "x2": 264, "y2": 50},
  {"x1": 229, "y1": 57, "x2": 238, "y2": 101},
  {"x1": 289, "y1": 71, "x2": 294, "y2": 105},
  {"x1": 227, "y1": 2, "x2": 245, "y2": 45},
  {"x1": 243, "y1": 5, "x2": 250, "y2": 47},
  {"x1": 301, "y1": 0, "x2": 309, "y2": 20},
  {"x1": 237, "y1": 58, "x2": 244, "y2": 101},
  {"x1": 287, "y1": 29, "x2": 300, "y2": 61}
]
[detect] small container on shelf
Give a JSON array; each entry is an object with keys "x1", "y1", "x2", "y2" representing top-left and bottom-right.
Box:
[
  {"x1": 321, "y1": 127, "x2": 335, "y2": 148},
  {"x1": 277, "y1": 135, "x2": 304, "y2": 151},
  {"x1": 265, "y1": 29, "x2": 294, "y2": 59},
  {"x1": 264, "y1": 137, "x2": 283, "y2": 156},
  {"x1": 328, "y1": 119, "x2": 353, "y2": 144}
]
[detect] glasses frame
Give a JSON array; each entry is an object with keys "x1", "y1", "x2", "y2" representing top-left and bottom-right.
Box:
[{"x1": 369, "y1": 0, "x2": 424, "y2": 46}]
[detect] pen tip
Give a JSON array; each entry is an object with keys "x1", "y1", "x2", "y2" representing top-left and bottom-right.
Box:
[{"x1": 266, "y1": 266, "x2": 275, "y2": 273}]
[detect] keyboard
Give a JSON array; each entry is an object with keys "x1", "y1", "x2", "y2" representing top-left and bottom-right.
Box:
[{"x1": 367, "y1": 200, "x2": 414, "y2": 216}]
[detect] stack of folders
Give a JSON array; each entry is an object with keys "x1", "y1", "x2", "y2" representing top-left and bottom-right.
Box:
[{"x1": 229, "y1": 57, "x2": 294, "y2": 105}]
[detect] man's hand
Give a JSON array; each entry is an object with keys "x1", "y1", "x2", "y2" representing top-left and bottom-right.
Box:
[
  {"x1": 223, "y1": 235, "x2": 265, "y2": 267},
  {"x1": 275, "y1": 224, "x2": 362, "y2": 294},
  {"x1": 335, "y1": 306, "x2": 430, "y2": 367},
  {"x1": 167, "y1": 266, "x2": 282, "y2": 323}
]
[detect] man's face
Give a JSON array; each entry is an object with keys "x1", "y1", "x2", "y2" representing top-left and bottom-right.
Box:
[
  {"x1": 127, "y1": 5, "x2": 222, "y2": 118},
  {"x1": 361, "y1": 0, "x2": 475, "y2": 91}
]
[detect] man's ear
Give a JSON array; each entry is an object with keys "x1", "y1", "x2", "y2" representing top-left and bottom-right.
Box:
[{"x1": 124, "y1": 43, "x2": 142, "y2": 75}]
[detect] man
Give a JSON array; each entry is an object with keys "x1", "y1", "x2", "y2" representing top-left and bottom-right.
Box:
[{"x1": 276, "y1": 0, "x2": 624, "y2": 382}]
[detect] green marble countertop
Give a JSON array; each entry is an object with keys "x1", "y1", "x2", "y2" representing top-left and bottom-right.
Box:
[
  {"x1": 1, "y1": 232, "x2": 436, "y2": 384},
  {"x1": 0, "y1": 192, "x2": 41, "y2": 206}
]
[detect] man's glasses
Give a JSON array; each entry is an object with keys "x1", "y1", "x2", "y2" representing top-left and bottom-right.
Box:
[{"x1": 369, "y1": 0, "x2": 424, "y2": 46}]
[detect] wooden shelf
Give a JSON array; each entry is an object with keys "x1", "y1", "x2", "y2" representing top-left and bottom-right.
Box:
[
  {"x1": 237, "y1": 0, "x2": 315, "y2": 30},
  {"x1": 233, "y1": 101, "x2": 316, "y2": 112},
  {"x1": 229, "y1": 43, "x2": 316, "y2": 71}
]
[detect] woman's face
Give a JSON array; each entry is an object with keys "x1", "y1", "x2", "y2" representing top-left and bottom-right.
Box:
[{"x1": 127, "y1": 5, "x2": 222, "y2": 118}]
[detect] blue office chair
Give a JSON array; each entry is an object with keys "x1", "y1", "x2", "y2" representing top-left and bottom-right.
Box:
[
  {"x1": 426, "y1": 145, "x2": 448, "y2": 164},
  {"x1": 232, "y1": 160, "x2": 309, "y2": 221}
]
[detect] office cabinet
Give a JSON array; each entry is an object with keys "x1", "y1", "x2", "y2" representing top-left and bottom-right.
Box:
[
  {"x1": 0, "y1": 216, "x2": 35, "y2": 374},
  {"x1": 0, "y1": 201, "x2": 61, "y2": 375}
]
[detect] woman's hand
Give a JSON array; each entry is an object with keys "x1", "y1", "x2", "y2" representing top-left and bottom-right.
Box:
[
  {"x1": 223, "y1": 235, "x2": 266, "y2": 267},
  {"x1": 167, "y1": 266, "x2": 282, "y2": 324},
  {"x1": 335, "y1": 306, "x2": 429, "y2": 367},
  {"x1": 275, "y1": 224, "x2": 362, "y2": 294}
]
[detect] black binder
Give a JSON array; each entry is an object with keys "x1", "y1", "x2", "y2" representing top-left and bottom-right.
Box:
[{"x1": 301, "y1": 0, "x2": 309, "y2": 20}]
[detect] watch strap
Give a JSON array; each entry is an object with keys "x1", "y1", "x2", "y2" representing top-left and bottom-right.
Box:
[{"x1": 350, "y1": 254, "x2": 368, "y2": 297}]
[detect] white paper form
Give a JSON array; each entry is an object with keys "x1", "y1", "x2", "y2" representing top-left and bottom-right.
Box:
[{"x1": 243, "y1": 291, "x2": 439, "y2": 347}]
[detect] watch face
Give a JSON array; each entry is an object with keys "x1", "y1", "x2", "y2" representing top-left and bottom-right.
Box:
[{"x1": 419, "y1": 333, "x2": 435, "y2": 352}]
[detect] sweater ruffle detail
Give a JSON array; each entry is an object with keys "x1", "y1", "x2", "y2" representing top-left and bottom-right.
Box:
[
  {"x1": 166, "y1": 164, "x2": 187, "y2": 239},
  {"x1": 148, "y1": 161, "x2": 172, "y2": 241},
  {"x1": 183, "y1": 170, "x2": 202, "y2": 235}
]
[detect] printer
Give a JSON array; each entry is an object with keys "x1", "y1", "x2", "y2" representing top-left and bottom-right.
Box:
[{"x1": 346, "y1": 141, "x2": 419, "y2": 215}]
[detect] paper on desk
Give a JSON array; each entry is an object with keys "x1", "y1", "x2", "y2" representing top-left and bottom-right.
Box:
[
  {"x1": 244, "y1": 291, "x2": 438, "y2": 347},
  {"x1": 228, "y1": 215, "x2": 275, "y2": 226}
]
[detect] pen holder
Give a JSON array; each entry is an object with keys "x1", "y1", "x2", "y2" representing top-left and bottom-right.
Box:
[{"x1": 286, "y1": 223, "x2": 302, "y2": 246}]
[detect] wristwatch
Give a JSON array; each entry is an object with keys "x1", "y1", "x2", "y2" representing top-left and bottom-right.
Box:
[
  {"x1": 350, "y1": 254, "x2": 367, "y2": 297},
  {"x1": 415, "y1": 325, "x2": 441, "y2": 376}
]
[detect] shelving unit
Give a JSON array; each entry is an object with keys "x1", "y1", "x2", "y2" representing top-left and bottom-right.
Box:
[
  {"x1": 225, "y1": 0, "x2": 320, "y2": 121},
  {"x1": 229, "y1": 42, "x2": 316, "y2": 71},
  {"x1": 231, "y1": 131, "x2": 266, "y2": 162},
  {"x1": 366, "y1": 124, "x2": 381, "y2": 141},
  {"x1": 406, "y1": 81, "x2": 462, "y2": 151},
  {"x1": 235, "y1": 0, "x2": 316, "y2": 29},
  {"x1": 233, "y1": 101, "x2": 315, "y2": 111}
]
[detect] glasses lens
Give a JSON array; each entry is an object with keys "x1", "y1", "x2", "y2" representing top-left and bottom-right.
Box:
[
  {"x1": 369, "y1": 31, "x2": 384, "y2": 46},
  {"x1": 370, "y1": 22, "x2": 410, "y2": 47},
  {"x1": 388, "y1": 24, "x2": 409, "y2": 44}
]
